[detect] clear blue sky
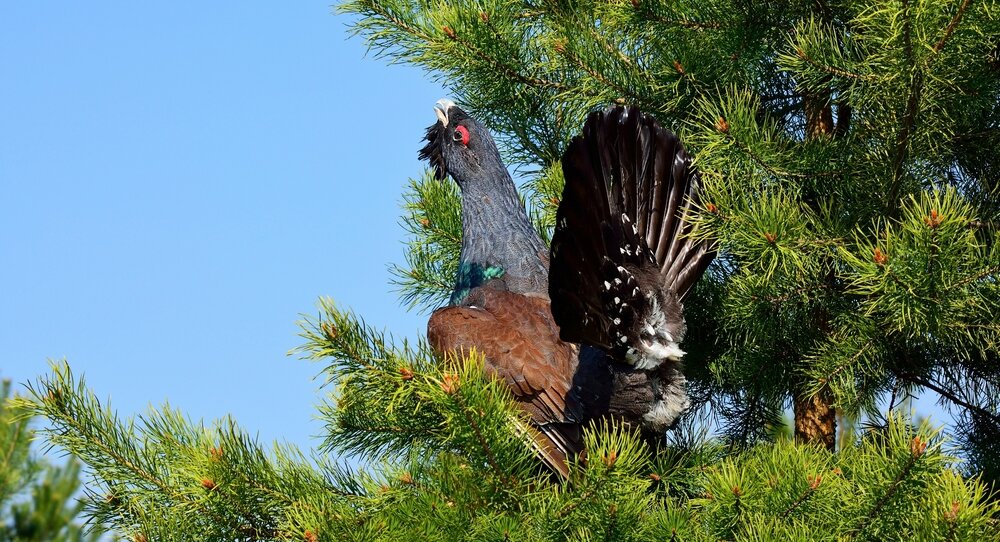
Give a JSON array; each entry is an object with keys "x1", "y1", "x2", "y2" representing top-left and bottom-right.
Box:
[{"x1": 1, "y1": 3, "x2": 445, "y2": 450}]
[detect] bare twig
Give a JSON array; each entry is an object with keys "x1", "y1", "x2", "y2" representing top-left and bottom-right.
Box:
[{"x1": 897, "y1": 372, "x2": 1000, "y2": 425}]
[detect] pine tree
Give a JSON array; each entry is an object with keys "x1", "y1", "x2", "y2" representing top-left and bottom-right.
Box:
[
  {"x1": 360, "y1": 0, "x2": 1000, "y2": 458},
  {"x1": 1, "y1": 379, "x2": 111, "y2": 542},
  {"x1": 14, "y1": 0, "x2": 1000, "y2": 539}
]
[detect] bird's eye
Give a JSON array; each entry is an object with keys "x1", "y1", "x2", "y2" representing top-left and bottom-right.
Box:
[{"x1": 453, "y1": 125, "x2": 470, "y2": 146}]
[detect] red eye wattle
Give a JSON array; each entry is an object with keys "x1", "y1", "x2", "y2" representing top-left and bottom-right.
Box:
[{"x1": 453, "y1": 125, "x2": 470, "y2": 146}]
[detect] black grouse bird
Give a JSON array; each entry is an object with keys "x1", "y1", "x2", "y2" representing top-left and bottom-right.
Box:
[{"x1": 422, "y1": 100, "x2": 713, "y2": 477}]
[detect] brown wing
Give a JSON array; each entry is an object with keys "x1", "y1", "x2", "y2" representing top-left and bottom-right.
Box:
[{"x1": 427, "y1": 288, "x2": 582, "y2": 477}]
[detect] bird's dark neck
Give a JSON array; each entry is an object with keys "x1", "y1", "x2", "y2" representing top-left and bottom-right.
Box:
[{"x1": 451, "y1": 174, "x2": 548, "y2": 304}]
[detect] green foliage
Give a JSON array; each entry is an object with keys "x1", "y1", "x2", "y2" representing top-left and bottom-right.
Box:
[
  {"x1": 1, "y1": 379, "x2": 110, "y2": 542},
  {"x1": 13, "y1": 365, "x2": 364, "y2": 542},
  {"x1": 19, "y1": 347, "x2": 1000, "y2": 540},
  {"x1": 842, "y1": 189, "x2": 998, "y2": 342},
  {"x1": 391, "y1": 171, "x2": 462, "y2": 312},
  {"x1": 293, "y1": 297, "x2": 539, "y2": 478},
  {"x1": 1, "y1": 380, "x2": 36, "y2": 506},
  {"x1": 806, "y1": 188, "x2": 1000, "y2": 419},
  {"x1": 525, "y1": 161, "x2": 564, "y2": 244},
  {"x1": 361, "y1": 0, "x2": 1000, "y2": 463}
]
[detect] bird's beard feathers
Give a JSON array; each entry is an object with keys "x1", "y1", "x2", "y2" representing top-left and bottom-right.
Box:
[{"x1": 419, "y1": 121, "x2": 448, "y2": 180}]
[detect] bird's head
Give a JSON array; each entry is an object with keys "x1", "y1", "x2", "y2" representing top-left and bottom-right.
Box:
[{"x1": 419, "y1": 99, "x2": 506, "y2": 189}]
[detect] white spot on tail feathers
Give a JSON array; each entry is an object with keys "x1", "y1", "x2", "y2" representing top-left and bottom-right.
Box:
[
  {"x1": 623, "y1": 294, "x2": 686, "y2": 370},
  {"x1": 625, "y1": 349, "x2": 640, "y2": 365},
  {"x1": 617, "y1": 266, "x2": 627, "y2": 274},
  {"x1": 636, "y1": 341, "x2": 685, "y2": 368},
  {"x1": 631, "y1": 353, "x2": 666, "y2": 370},
  {"x1": 622, "y1": 213, "x2": 631, "y2": 223},
  {"x1": 613, "y1": 318, "x2": 621, "y2": 325},
  {"x1": 603, "y1": 281, "x2": 611, "y2": 290},
  {"x1": 644, "y1": 295, "x2": 668, "y2": 331},
  {"x1": 614, "y1": 297, "x2": 621, "y2": 304},
  {"x1": 614, "y1": 278, "x2": 622, "y2": 285},
  {"x1": 632, "y1": 223, "x2": 639, "y2": 235}
]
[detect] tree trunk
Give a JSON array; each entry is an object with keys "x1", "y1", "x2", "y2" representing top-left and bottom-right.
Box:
[
  {"x1": 794, "y1": 387, "x2": 836, "y2": 450},
  {"x1": 797, "y1": 91, "x2": 838, "y2": 451},
  {"x1": 804, "y1": 93, "x2": 834, "y2": 139}
]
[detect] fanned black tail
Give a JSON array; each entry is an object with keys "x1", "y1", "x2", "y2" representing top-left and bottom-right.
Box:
[{"x1": 549, "y1": 106, "x2": 714, "y2": 368}]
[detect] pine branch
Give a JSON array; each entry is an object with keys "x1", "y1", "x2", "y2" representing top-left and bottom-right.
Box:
[
  {"x1": 816, "y1": 333, "x2": 879, "y2": 387},
  {"x1": 887, "y1": 0, "x2": 923, "y2": 212},
  {"x1": 749, "y1": 281, "x2": 831, "y2": 305},
  {"x1": 556, "y1": 46, "x2": 640, "y2": 108},
  {"x1": 849, "y1": 437, "x2": 927, "y2": 537},
  {"x1": 347, "y1": 0, "x2": 434, "y2": 43},
  {"x1": 946, "y1": 264, "x2": 1000, "y2": 291},
  {"x1": 933, "y1": 0, "x2": 973, "y2": 53},
  {"x1": 449, "y1": 389, "x2": 504, "y2": 484},
  {"x1": 650, "y1": 16, "x2": 722, "y2": 30},
  {"x1": 449, "y1": 31, "x2": 570, "y2": 93},
  {"x1": 778, "y1": 475, "x2": 822, "y2": 520},
  {"x1": 16, "y1": 362, "x2": 353, "y2": 540},
  {"x1": 794, "y1": 46, "x2": 875, "y2": 81},
  {"x1": 897, "y1": 372, "x2": 1000, "y2": 426},
  {"x1": 28, "y1": 371, "x2": 182, "y2": 501}
]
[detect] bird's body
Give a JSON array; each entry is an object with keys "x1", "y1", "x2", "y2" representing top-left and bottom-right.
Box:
[
  {"x1": 422, "y1": 100, "x2": 713, "y2": 476},
  {"x1": 421, "y1": 100, "x2": 583, "y2": 476}
]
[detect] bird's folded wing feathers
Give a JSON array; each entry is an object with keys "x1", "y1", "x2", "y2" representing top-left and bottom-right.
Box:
[
  {"x1": 427, "y1": 289, "x2": 580, "y2": 423},
  {"x1": 427, "y1": 289, "x2": 583, "y2": 476}
]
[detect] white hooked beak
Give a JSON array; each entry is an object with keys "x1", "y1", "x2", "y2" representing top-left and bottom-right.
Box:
[{"x1": 434, "y1": 98, "x2": 455, "y2": 126}]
